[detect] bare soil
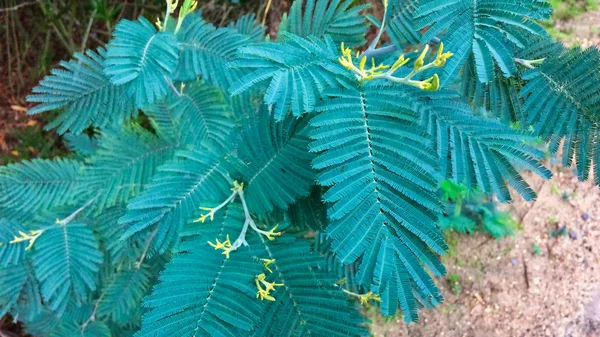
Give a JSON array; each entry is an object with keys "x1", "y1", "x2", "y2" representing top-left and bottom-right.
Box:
[
  {"x1": 553, "y1": 10, "x2": 600, "y2": 47},
  {"x1": 370, "y1": 166, "x2": 600, "y2": 337}
]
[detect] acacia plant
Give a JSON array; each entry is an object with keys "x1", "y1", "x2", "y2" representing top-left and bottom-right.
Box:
[{"x1": 1, "y1": 0, "x2": 599, "y2": 335}]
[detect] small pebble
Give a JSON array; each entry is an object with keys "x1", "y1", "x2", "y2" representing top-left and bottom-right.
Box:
[
  {"x1": 582, "y1": 213, "x2": 590, "y2": 220},
  {"x1": 511, "y1": 259, "x2": 518, "y2": 265},
  {"x1": 568, "y1": 230, "x2": 578, "y2": 240}
]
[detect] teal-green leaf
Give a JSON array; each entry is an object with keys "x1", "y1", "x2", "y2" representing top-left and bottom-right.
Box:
[
  {"x1": 0, "y1": 158, "x2": 83, "y2": 214},
  {"x1": 104, "y1": 17, "x2": 179, "y2": 108},
  {"x1": 26, "y1": 47, "x2": 135, "y2": 134},
  {"x1": 279, "y1": 0, "x2": 369, "y2": 47},
  {"x1": 414, "y1": 0, "x2": 549, "y2": 85},
  {"x1": 32, "y1": 222, "x2": 103, "y2": 316}
]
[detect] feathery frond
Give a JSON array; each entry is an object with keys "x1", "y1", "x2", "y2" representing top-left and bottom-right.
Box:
[
  {"x1": 310, "y1": 84, "x2": 445, "y2": 320},
  {"x1": 229, "y1": 34, "x2": 352, "y2": 119},
  {"x1": 119, "y1": 147, "x2": 232, "y2": 252},
  {"x1": 422, "y1": 96, "x2": 551, "y2": 201},
  {"x1": 461, "y1": 61, "x2": 526, "y2": 124},
  {"x1": 97, "y1": 267, "x2": 152, "y2": 325},
  {"x1": 63, "y1": 133, "x2": 98, "y2": 158},
  {"x1": 227, "y1": 107, "x2": 315, "y2": 214},
  {"x1": 228, "y1": 14, "x2": 266, "y2": 42},
  {"x1": 136, "y1": 204, "x2": 265, "y2": 337},
  {"x1": 161, "y1": 82, "x2": 234, "y2": 147},
  {"x1": 27, "y1": 47, "x2": 135, "y2": 134},
  {"x1": 414, "y1": 0, "x2": 550, "y2": 85},
  {"x1": 387, "y1": 0, "x2": 422, "y2": 46},
  {"x1": 279, "y1": 0, "x2": 369, "y2": 47},
  {"x1": 520, "y1": 46, "x2": 600, "y2": 182},
  {"x1": 32, "y1": 222, "x2": 103, "y2": 316},
  {"x1": 174, "y1": 13, "x2": 251, "y2": 87},
  {"x1": 0, "y1": 219, "x2": 28, "y2": 267},
  {"x1": 104, "y1": 17, "x2": 179, "y2": 107},
  {"x1": 0, "y1": 264, "x2": 28, "y2": 317},
  {"x1": 0, "y1": 158, "x2": 83, "y2": 214},
  {"x1": 250, "y1": 237, "x2": 368, "y2": 336},
  {"x1": 82, "y1": 126, "x2": 176, "y2": 212}
]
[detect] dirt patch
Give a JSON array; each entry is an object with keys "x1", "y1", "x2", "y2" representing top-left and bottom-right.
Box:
[
  {"x1": 370, "y1": 166, "x2": 600, "y2": 337},
  {"x1": 553, "y1": 10, "x2": 600, "y2": 47}
]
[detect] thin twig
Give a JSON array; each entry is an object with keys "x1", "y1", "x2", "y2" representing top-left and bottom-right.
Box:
[
  {"x1": 10, "y1": 8, "x2": 24, "y2": 91},
  {"x1": 57, "y1": 197, "x2": 97, "y2": 226},
  {"x1": 80, "y1": 9, "x2": 97, "y2": 51},
  {"x1": 0, "y1": 0, "x2": 37, "y2": 12},
  {"x1": 136, "y1": 228, "x2": 158, "y2": 269},
  {"x1": 5, "y1": 9, "x2": 13, "y2": 93},
  {"x1": 262, "y1": 0, "x2": 273, "y2": 27},
  {"x1": 80, "y1": 289, "x2": 106, "y2": 331}
]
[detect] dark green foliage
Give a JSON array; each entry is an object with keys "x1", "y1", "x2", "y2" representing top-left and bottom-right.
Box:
[
  {"x1": 0, "y1": 158, "x2": 83, "y2": 214},
  {"x1": 279, "y1": 0, "x2": 370, "y2": 47},
  {"x1": 415, "y1": 0, "x2": 550, "y2": 85},
  {"x1": 104, "y1": 17, "x2": 180, "y2": 108},
  {"x1": 230, "y1": 34, "x2": 352, "y2": 118},
  {"x1": 440, "y1": 180, "x2": 517, "y2": 238},
  {"x1": 174, "y1": 13, "x2": 252, "y2": 87},
  {"x1": 520, "y1": 46, "x2": 600, "y2": 183},
  {"x1": 1, "y1": 0, "x2": 598, "y2": 334},
  {"x1": 33, "y1": 222, "x2": 103, "y2": 316},
  {"x1": 27, "y1": 48, "x2": 135, "y2": 134},
  {"x1": 423, "y1": 97, "x2": 552, "y2": 201}
]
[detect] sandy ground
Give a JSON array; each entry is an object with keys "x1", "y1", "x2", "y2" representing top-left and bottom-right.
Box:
[
  {"x1": 370, "y1": 165, "x2": 600, "y2": 337},
  {"x1": 554, "y1": 10, "x2": 600, "y2": 47}
]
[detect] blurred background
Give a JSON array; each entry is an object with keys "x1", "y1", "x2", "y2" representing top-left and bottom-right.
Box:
[{"x1": 0, "y1": 1, "x2": 599, "y2": 336}]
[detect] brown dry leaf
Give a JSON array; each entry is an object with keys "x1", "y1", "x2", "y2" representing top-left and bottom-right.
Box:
[{"x1": 10, "y1": 105, "x2": 28, "y2": 113}]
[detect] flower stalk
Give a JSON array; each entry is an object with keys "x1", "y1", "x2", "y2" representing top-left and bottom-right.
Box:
[
  {"x1": 339, "y1": 42, "x2": 453, "y2": 91},
  {"x1": 199, "y1": 181, "x2": 283, "y2": 258},
  {"x1": 255, "y1": 273, "x2": 284, "y2": 301}
]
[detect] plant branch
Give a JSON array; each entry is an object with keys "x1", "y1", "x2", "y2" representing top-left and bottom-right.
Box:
[{"x1": 0, "y1": 0, "x2": 37, "y2": 12}]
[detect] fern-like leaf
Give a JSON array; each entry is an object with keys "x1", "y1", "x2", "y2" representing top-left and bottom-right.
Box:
[
  {"x1": 0, "y1": 264, "x2": 28, "y2": 317},
  {"x1": 27, "y1": 47, "x2": 135, "y2": 134},
  {"x1": 387, "y1": 0, "x2": 422, "y2": 46},
  {"x1": 251, "y1": 237, "x2": 368, "y2": 336},
  {"x1": 0, "y1": 158, "x2": 83, "y2": 214},
  {"x1": 414, "y1": 0, "x2": 549, "y2": 85},
  {"x1": 104, "y1": 17, "x2": 179, "y2": 107},
  {"x1": 174, "y1": 13, "x2": 251, "y2": 88},
  {"x1": 97, "y1": 266, "x2": 152, "y2": 325},
  {"x1": 461, "y1": 61, "x2": 526, "y2": 124},
  {"x1": 136, "y1": 204, "x2": 265, "y2": 337},
  {"x1": 423, "y1": 97, "x2": 551, "y2": 201},
  {"x1": 520, "y1": 46, "x2": 600, "y2": 182},
  {"x1": 161, "y1": 82, "x2": 234, "y2": 147},
  {"x1": 228, "y1": 14, "x2": 266, "y2": 42},
  {"x1": 82, "y1": 125, "x2": 177, "y2": 212},
  {"x1": 0, "y1": 219, "x2": 28, "y2": 267},
  {"x1": 64, "y1": 133, "x2": 98, "y2": 158},
  {"x1": 229, "y1": 34, "x2": 352, "y2": 119},
  {"x1": 119, "y1": 147, "x2": 232, "y2": 252},
  {"x1": 227, "y1": 107, "x2": 315, "y2": 214},
  {"x1": 310, "y1": 84, "x2": 445, "y2": 320},
  {"x1": 32, "y1": 222, "x2": 103, "y2": 316},
  {"x1": 279, "y1": 0, "x2": 369, "y2": 47}
]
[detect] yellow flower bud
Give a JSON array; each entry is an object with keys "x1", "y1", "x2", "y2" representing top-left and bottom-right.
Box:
[{"x1": 414, "y1": 45, "x2": 429, "y2": 70}]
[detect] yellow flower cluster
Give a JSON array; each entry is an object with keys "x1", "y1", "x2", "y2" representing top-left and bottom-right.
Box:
[
  {"x1": 6, "y1": 230, "x2": 44, "y2": 251},
  {"x1": 255, "y1": 273, "x2": 284, "y2": 301},
  {"x1": 338, "y1": 41, "x2": 453, "y2": 92},
  {"x1": 207, "y1": 235, "x2": 233, "y2": 259},
  {"x1": 358, "y1": 291, "x2": 382, "y2": 305},
  {"x1": 263, "y1": 224, "x2": 283, "y2": 241},
  {"x1": 261, "y1": 258, "x2": 276, "y2": 273},
  {"x1": 339, "y1": 43, "x2": 390, "y2": 81}
]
